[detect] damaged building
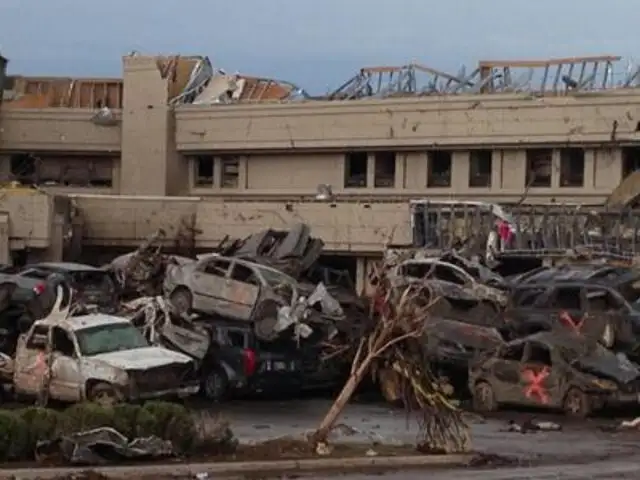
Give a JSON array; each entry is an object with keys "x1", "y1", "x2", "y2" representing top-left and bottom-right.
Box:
[{"x1": 3, "y1": 53, "x2": 640, "y2": 291}]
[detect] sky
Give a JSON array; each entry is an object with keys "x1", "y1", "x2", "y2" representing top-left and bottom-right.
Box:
[{"x1": 1, "y1": 0, "x2": 638, "y2": 94}]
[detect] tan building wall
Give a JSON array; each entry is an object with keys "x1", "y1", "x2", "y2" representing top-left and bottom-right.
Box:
[{"x1": 2, "y1": 53, "x2": 640, "y2": 258}]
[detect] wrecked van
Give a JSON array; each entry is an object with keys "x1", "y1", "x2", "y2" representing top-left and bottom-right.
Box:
[
  {"x1": 10, "y1": 289, "x2": 199, "y2": 404},
  {"x1": 469, "y1": 332, "x2": 640, "y2": 417}
]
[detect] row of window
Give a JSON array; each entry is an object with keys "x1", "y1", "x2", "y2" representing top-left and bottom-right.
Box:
[
  {"x1": 344, "y1": 147, "x2": 640, "y2": 189},
  {"x1": 193, "y1": 155, "x2": 240, "y2": 188},
  {"x1": 9, "y1": 154, "x2": 113, "y2": 187}
]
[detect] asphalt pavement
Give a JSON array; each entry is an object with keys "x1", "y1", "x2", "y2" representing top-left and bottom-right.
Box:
[{"x1": 212, "y1": 398, "x2": 640, "y2": 463}]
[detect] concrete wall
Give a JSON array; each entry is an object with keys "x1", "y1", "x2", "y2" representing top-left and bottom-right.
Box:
[
  {"x1": 0, "y1": 109, "x2": 121, "y2": 151},
  {"x1": 175, "y1": 91, "x2": 640, "y2": 151}
]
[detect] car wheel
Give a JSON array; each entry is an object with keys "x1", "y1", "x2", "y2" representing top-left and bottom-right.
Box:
[
  {"x1": 202, "y1": 368, "x2": 229, "y2": 402},
  {"x1": 563, "y1": 387, "x2": 591, "y2": 418},
  {"x1": 87, "y1": 382, "x2": 121, "y2": 407},
  {"x1": 170, "y1": 288, "x2": 193, "y2": 315},
  {"x1": 473, "y1": 381, "x2": 497, "y2": 413}
]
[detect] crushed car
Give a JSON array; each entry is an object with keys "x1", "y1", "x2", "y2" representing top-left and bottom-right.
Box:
[
  {"x1": 8, "y1": 287, "x2": 199, "y2": 405},
  {"x1": 504, "y1": 280, "x2": 640, "y2": 356},
  {"x1": 469, "y1": 331, "x2": 640, "y2": 417},
  {"x1": 393, "y1": 257, "x2": 507, "y2": 325}
]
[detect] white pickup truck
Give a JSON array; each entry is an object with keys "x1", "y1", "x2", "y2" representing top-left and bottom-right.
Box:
[{"x1": 3, "y1": 288, "x2": 199, "y2": 404}]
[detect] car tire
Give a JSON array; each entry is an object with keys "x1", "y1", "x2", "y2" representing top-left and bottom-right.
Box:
[
  {"x1": 563, "y1": 387, "x2": 591, "y2": 418},
  {"x1": 87, "y1": 382, "x2": 121, "y2": 407},
  {"x1": 473, "y1": 381, "x2": 497, "y2": 413},
  {"x1": 202, "y1": 368, "x2": 229, "y2": 403},
  {"x1": 170, "y1": 288, "x2": 193, "y2": 315}
]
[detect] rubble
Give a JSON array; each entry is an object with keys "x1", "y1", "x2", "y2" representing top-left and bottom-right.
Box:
[{"x1": 35, "y1": 427, "x2": 174, "y2": 465}]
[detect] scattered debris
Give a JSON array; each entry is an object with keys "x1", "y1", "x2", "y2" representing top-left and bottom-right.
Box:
[{"x1": 35, "y1": 427, "x2": 174, "y2": 465}]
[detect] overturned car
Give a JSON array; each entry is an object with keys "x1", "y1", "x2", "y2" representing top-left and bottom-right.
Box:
[{"x1": 469, "y1": 332, "x2": 640, "y2": 417}]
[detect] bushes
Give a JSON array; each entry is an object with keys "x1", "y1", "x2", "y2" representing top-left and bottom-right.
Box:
[{"x1": 0, "y1": 400, "x2": 200, "y2": 461}]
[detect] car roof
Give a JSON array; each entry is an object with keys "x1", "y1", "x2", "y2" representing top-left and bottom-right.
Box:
[
  {"x1": 30, "y1": 262, "x2": 103, "y2": 272},
  {"x1": 37, "y1": 313, "x2": 130, "y2": 331},
  {"x1": 519, "y1": 265, "x2": 634, "y2": 284}
]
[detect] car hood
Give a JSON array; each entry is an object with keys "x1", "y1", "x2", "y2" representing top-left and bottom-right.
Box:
[
  {"x1": 574, "y1": 354, "x2": 640, "y2": 384},
  {"x1": 90, "y1": 346, "x2": 193, "y2": 370}
]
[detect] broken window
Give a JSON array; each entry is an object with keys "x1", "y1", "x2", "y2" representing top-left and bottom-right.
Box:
[
  {"x1": 622, "y1": 147, "x2": 640, "y2": 179},
  {"x1": 469, "y1": 150, "x2": 492, "y2": 187},
  {"x1": 374, "y1": 151, "x2": 396, "y2": 187},
  {"x1": 224, "y1": 329, "x2": 248, "y2": 348},
  {"x1": 526, "y1": 343, "x2": 552, "y2": 367},
  {"x1": 525, "y1": 149, "x2": 552, "y2": 187},
  {"x1": 194, "y1": 155, "x2": 214, "y2": 187},
  {"x1": 344, "y1": 152, "x2": 368, "y2": 188},
  {"x1": 202, "y1": 258, "x2": 231, "y2": 277},
  {"x1": 10, "y1": 154, "x2": 113, "y2": 187},
  {"x1": 230, "y1": 263, "x2": 259, "y2": 285},
  {"x1": 499, "y1": 342, "x2": 525, "y2": 361},
  {"x1": 559, "y1": 148, "x2": 584, "y2": 187},
  {"x1": 427, "y1": 151, "x2": 452, "y2": 187},
  {"x1": 52, "y1": 327, "x2": 75, "y2": 356},
  {"x1": 221, "y1": 156, "x2": 239, "y2": 188},
  {"x1": 549, "y1": 287, "x2": 582, "y2": 310},
  {"x1": 26, "y1": 325, "x2": 49, "y2": 350},
  {"x1": 10, "y1": 153, "x2": 37, "y2": 182}
]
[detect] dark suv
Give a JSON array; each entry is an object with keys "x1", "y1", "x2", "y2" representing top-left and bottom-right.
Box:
[
  {"x1": 505, "y1": 281, "x2": 640, "y2": 358},
  {"x1": 200, "y1": 319, "x2": 344, "y2": 402}
]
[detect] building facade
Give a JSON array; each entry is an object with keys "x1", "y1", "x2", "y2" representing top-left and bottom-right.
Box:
[{"x1": 1, "y1": 53, "x2": 640, "y2": 286}]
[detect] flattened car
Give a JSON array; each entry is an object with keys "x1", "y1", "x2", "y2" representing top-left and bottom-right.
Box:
[{"x1": 469, "y1": 332, "x2": 640, "y2": 417}]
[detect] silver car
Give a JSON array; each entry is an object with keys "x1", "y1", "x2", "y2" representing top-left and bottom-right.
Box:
[{"x1": 163, "y1": 255, "x2": 298, "y2": 322}]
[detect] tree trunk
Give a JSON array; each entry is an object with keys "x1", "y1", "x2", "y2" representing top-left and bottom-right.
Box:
[{"x1": 310, "y1": 361, "x2": 370, "y2": 445}]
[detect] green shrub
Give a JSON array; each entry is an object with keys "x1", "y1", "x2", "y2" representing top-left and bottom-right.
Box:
[
  {"x1": 59, "y1": 403, "x2": 115, "y2": 434},
  {"x1": 112, "y1": 404, "x2": 157, "y2": 439},
  {"x1": 143, "y1": 401, "x2": 196, "y2": 453},
  {"x1": 18, "y1": 407, "x2": 61, "y2": 451},
  {"x1": 0, "y1": 410, "x2": 29, "y2": 460}
]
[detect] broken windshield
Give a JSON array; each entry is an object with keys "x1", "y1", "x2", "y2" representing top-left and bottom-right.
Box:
[{"x1": 76, "y1": 323, "x2": 149, "y2": 356}]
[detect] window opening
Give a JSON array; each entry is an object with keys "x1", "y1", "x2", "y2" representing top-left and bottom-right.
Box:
[
  {"x1": 526, "y1": 149, "x2": 552, "y2": 187},
  {"x1": 526, "y1": 344, "x2": 552, "y2": 366},
  {"x1": 500, "y1": 342, "x2": 525, "y2": 361},
  {"x1": 194, "y1": 155, "x2": 214, "y2": 187},
  {"x1": 374, "y1": 151, "x2": 396, "y2": 187},
  {"x1": 230, "y1": 263, "x2": 260, "y2": 285},
  {"x1": 469, "y1": 150, "x2": 492, "y2": 187},
  {"x1": 559, "y1": 148, "x2": 584, "y2": 187},
  {"x1": 221, "y1": 156, "x2": 239, "y2": 188},
  {"x1": 427, "y1": 151, "x2": 452, "y2": 187},
  {"x1": 550, "y1": 287, "x2": 582, "y2": 310},
  {"x1": 203, "y1": 258, "x2": 231, "y2": 277},
  {"x1": 344, "y1": 152, "x2": 368, "y2": 188},
  {"x1": 52, "y1": 327, "x2": 75, "y2": 356},
  {"x1": 622, "y1": 147, "x2": 640, "y2": 179}
]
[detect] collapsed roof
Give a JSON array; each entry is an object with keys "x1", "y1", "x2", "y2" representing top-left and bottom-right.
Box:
[{"x1": 5, "y1": 53, "x2": 640, "y2": 108}]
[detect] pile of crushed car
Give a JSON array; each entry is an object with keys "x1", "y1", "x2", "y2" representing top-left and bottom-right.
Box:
[{"x1": 0, "y1": 222, "x2": 639, "y2": 418}]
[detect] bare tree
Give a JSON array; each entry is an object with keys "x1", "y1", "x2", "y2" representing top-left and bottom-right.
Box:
[{"x1": 310, "y1": 257, "x2": 470, "y2": 453}]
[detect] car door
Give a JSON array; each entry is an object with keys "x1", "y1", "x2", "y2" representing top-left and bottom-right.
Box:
[
  {"x1": 519, "y1": 341, "x2": 562, "y2": 408},
  {"x1": 13, "y1": 324, "x2": 50, "y2": 396},
  {"x1": 191, "y1": 257, "x2": 233, "y2": 316},
  {"x1": 48, "y1": 326, "x2": 83, "y2": 402},
  {"x1": 584, "y1": 286, "x2": 625, "y2": 348},
  {"x1": 225, "y1": 261, "x2": 260, "y2": 321},
  {"x1": 489, "y1": 341, "x2": 526, "y2": 404}
]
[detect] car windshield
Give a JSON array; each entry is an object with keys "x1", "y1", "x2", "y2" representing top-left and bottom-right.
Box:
[
  {"x1": 257, "y1": 267, "x2": 294, "y2": 288},
  {"x1": 76, "y1": 323, "x2": 149, "y2": 356}
]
